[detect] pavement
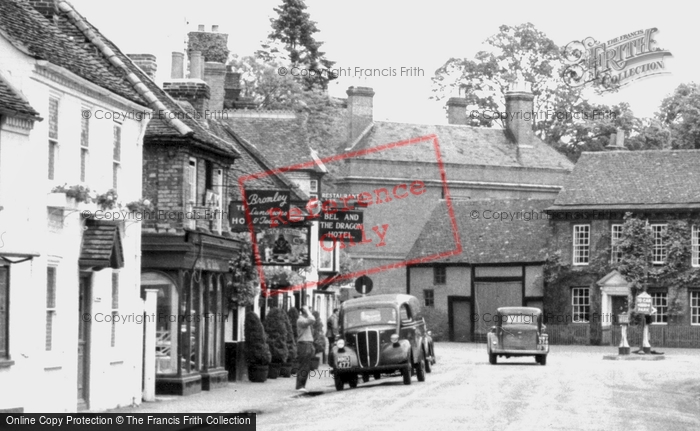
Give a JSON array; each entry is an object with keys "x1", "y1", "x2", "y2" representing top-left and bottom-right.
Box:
[{"x1": 108, "y1": 363, "x2": 337, "y2": 415}]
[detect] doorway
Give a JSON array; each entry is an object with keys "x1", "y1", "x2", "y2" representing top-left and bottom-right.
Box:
[
  {"x1": 77, "y1": 274, "x2": 91, "y2": 410},
  {"x1": 448, "y1": 296, "x2": 471, "y2": 342}
]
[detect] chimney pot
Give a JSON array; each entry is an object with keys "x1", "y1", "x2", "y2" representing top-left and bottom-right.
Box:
[
  {"x1": 504, "y1": 81, "x2": 535, "y2": 147},
  {"x1": 212, "y1": 25, "x2": 219, "y2": 32},
  {"x1": 171, "y1": 52, "x2": 184, "y2": 79},
  {"x1": 203, "y1": 61, "x2": 227, "y2": 111},
  {"x1": 189, "y1": 51, "x2": 203, "y2": 79},
  {"x1": 605, "y1": 129, "x2": 628, "y2": 151},
  {"x1": 198, "y1": 24, "x2": 205, "y2": 31},
  {"x1": 346, "y1": 86, "x2": 375, "y2": 143}
]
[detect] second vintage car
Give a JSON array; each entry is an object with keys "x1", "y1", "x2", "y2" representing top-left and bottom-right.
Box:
[
  {"x1": 330, "y1": 294, "x2": 435, "y2": 390},
  {"x1": 487, "y1": 306, "x2": 549, "y2": 365}
]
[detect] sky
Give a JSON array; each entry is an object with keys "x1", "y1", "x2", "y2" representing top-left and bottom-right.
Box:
[{"x1": 69, "y1": 0, "x2": 696, "y2": 124}]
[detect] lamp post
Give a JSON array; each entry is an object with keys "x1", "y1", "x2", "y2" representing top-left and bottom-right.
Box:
[{"x1": 638, "y1": 221, "x2": 654, "y2": 354}]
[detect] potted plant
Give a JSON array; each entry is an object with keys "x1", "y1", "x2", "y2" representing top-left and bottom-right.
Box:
[
  {"x1": 49, "y1": 184, "x2": 93, "y2": 209},
  {"x1": 263, "y1": 307, "x2": 288, "y2": 379},
  {"x1": 287, "y1": 307, "x2": 300, "y2": 374},
  {"x1": 311, "y1": 310, "x2": 325, "y2": 370},
  {"x1": 244, "y1": 311, "x2": 271, "y2": 382},
  {"x1": 280, "y1": 309, "x2": 297, "y2": 378},
  {"x1": 95, "y1": 189, "x2": 119, "y2": 210}
]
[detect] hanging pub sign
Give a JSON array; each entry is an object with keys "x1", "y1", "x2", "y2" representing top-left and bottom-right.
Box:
[
  {"x1": 318, "y1": 209, "x2": 364, "y2": 243},
  {"x1": 635, "y1": 292, "x2": 653, "y2": 315},
  {"x1": 255, "y1": 226, "x2": 310, "y2": 266},
  {"x1": 229, "y1": 189, "x2": 290, "y2": 228}
]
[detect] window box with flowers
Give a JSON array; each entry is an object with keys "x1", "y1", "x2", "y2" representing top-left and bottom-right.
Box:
[{"x1": 48, "y1": 184, "x2": 93, "y2": 210}]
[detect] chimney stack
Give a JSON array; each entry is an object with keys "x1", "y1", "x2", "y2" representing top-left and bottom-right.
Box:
[
  {"x1": 504, "y1": 80, "x2": 534, "y2": 147},
  {"x1": 127, "y1": 54, "x2": 157, "y2": 81},
  {"x1": 27, "y1": 1, "x2": 57, "y2": 19},
  {"x1": 162, "y1": 50, "x2": 210, "y2": 117},
  {"x1": 171, "y1": 52, "x2": 184, "y2": 79},
  {"x1": 212, "y1": 25, "x2": 219, "y2": 32},
  {"x1": 346, "y1": 86, "x2": 374, "y2": 143},
  {"x1": 204, "y1": 62, "x2": 226, "y2": 111},
  {"x1": 224, "y1": 66, "x2": 242, "y2": 109},
  {"x1": 198, "y1": 24, "x2": 205, "y2": 31},
  {"x1": 605, "y1": 129, "x2": 628, "y2": 151},
  {"x1": 446, "y1": 97, "x2": 469, "y2": 125}
]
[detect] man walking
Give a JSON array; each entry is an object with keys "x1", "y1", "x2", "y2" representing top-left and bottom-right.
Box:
[{"x1": 296, "y1": 305, "x2": 315, "y2": 393}]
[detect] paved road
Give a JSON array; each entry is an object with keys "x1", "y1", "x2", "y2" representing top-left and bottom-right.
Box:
[{"x1": 256, "y1": 343, "x2": 700, "y2": 431}]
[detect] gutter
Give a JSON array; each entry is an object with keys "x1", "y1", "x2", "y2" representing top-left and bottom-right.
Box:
[{"x1": 55, "y1": 1, "x2": 193, "y2": 137}]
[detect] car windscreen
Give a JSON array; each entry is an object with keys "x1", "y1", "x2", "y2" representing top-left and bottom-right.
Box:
[
  {"x1": 500, "y1": 313, "x2": 539, "y2": 325},
  {"x1": 344, "y1": 308, "x2": 397, "y2": 329}
]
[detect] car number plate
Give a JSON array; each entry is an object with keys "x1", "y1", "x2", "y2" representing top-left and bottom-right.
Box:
[{"x1": 337, "y1": 355, "x2": 351, "y2": 369}]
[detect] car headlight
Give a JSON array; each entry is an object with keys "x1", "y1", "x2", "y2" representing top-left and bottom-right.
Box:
[
  {"x1": 390, "y1": 334, "x2": 399, "y2": 344},
  {"x1": 336, "y1": 339, "x2": 345, "y2": 349}
]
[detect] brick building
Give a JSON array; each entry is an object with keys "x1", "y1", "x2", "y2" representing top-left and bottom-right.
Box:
[
  {"x1": 334, "y1": 83, "x2": 573, "y2": 295},
  {"x1": 544, "y1": 144, "x2": 700, "y2": 347}
]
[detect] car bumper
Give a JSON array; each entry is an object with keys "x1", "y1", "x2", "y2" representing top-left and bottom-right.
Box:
[
  {"x1": 490, "y1": 348, "x2": 548, "y2": 356},
  {"x1": 333, "y1": 363, "x2": 409, "y2": 374}
]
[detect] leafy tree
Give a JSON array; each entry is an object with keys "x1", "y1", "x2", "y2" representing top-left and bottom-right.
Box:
[
  {"x1": 656, "y1": 82, "x2": 700, "y2": 149},
  {"x1": 267, "y1": 0, "x2": 335, "y2": 90},
  {"x1": 431, "y1": 23, "x2": 656, "y2": 161}
]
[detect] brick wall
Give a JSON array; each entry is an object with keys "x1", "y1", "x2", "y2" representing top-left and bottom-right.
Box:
[{"x1": 163, "y1": 81, "x2": 210, "y2": 116}]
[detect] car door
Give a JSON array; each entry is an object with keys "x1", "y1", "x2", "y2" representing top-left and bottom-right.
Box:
[{"x1": 399, "y1": 304, "x2": 419, "y2": 359}]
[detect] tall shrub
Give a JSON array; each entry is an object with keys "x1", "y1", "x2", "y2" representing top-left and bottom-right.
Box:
[
  {"x1": 288, "y1": 307, "x2": 299, "y2": 339},
  {"x1": 312, "y1": 311, "x2": 325, "y2": 354},
  {"x1": 244, "y1": 312, "x2": 271, "y2": 366},
  {"x1": 264, "y1": 308, "x2": 288, "y2": 364},
  {"x1": 282, "y1": 309, "x2": 297, "y2": 364}
]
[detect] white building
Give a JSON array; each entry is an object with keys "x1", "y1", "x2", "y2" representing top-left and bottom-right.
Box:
[{"x1": 0, "y1": 0, "x2": 155, "y2": 412}]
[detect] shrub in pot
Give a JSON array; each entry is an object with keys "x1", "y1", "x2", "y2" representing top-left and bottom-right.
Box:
[
  {"x1": 311, "y1": 311, "x2": 325, "y2": 370},
  {"x1": 244, "y1": 311, "x2": 271, "y2": 382},
  {"x1": 287, "y1": 307, "x2": 300, "y2": 373},
  {"x1": 263, "y1": 307, "x2": 288, "y2": 379},
  {"x1": 280, "y1": 309, "x2": 296, "y2": 378}
]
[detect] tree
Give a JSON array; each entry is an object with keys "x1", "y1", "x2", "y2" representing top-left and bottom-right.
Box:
[
  {"x1": 656, "y1": 82, "x2": 700, "y2": 149},
  {"x1": 431, "y1": 23, "x2": 649, "y2": 162},
  {"x1": 267, "y1": 0, "x2": 335, "y2": 90}
]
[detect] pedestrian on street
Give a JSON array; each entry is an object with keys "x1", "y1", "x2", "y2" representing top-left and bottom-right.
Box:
[
  {"x1": 326, "y1": 308, "x2": 340, "y2": 364},
  {"x1": 296, "y1": 305, "x2": 316, "y2": 393}
]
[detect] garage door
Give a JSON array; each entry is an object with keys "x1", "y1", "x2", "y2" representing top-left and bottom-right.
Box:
[{"x1": 474, "y1": 281, "x2": 523, "y2": 336}]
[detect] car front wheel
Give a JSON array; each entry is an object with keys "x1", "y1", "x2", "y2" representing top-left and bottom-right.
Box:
[
  {"x1": 348, "y1": 375, "x2": 359, "y2": 388},
  {"x1": 334, "y1": 373, "x2": 344, "y2": 391},
  {"x1": 415, "y1": 354, "x2": 426, "y2": 382},
  {"x1": 402, "y1": 362, "x2": 412, "y2": 385},
  {"x1": 489, "y1": 353, "x2": 497, "y2": 365},
  {"x1": 362, "y1": 373, "x2": 370, "y2": 383},
  {"x1": 537, "y1": 355, "x2": 547, "y2": 366}
]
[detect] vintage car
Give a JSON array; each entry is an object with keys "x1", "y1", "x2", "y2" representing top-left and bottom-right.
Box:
[
  {"x1": 330, "y1": 294, "x2": 435, "y2": 390},
  {"x1": 487, "y1": 307, "x2": 549, "y2": 365}
]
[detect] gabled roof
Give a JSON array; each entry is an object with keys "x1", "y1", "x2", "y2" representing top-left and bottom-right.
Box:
[
  {"x1": 348, "y1": 121, "x2": 574, "y2": 171},
  {"x1": 0, "y1": 0, "x2": 238, "y2": 158},
  {"x1": 205, "y1": 120, "x2": 307, "y2": 202},
  {"x1": 225, "y1": 112, "x2": 323, "y2": 172},
  {"x1": 549, "y1": 150, "x2": 700, "y2": 211},
  {"x1": 79, "y1": 220, "x2": 123, "y2": 269},
  {"x1": 407, "y1": 199, "x2": 554, "y2": 264},
  {"x1": 0, "y1": 0, "x2": 143, "y2": 105},
  {"x1": 0, "y1": 73, "x2": 41, "y2": 120}
]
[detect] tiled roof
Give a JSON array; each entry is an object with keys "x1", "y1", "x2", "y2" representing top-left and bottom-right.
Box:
[
  {"x1": 225, "y1": 114, "x2": 321, "y2": 171},
  {"x1": 406, "y1": 199, "x2": 554, "y2": 264},
  {"x1": 79, "y1": 221, "x2": 123, "y2": 269},
  {"x1": 550, "y1": 150, "x2": 700, "y2": 209},
  {"x1": 0, "y1": 0, "x2": 238, "y2": 158},
  {"x1": 350, "y1": 121, "x2": 573, "y2": 171},
  {"x1": 206, "y1": 120, "x2": 307, "y2": 202},
  {"x1": 0, "y1": 0, "x2": 144, "y2": 105},
  {"x1": 0, "y1": 73, "x2": 41, "y2": 119}
]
